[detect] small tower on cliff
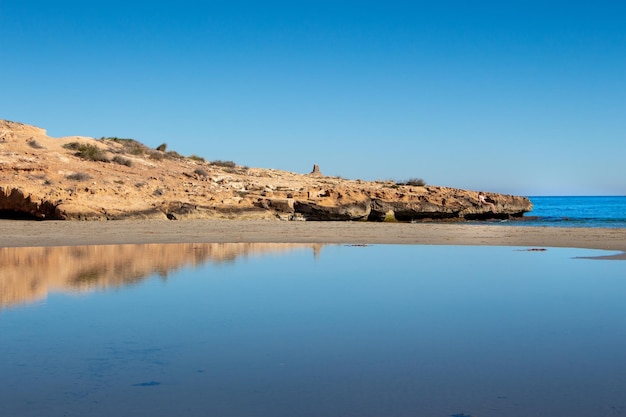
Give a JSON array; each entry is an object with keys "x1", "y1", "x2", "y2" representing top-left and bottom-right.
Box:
[{"x1": 310, "y1": 164, "x2": 322, "y2": 176}]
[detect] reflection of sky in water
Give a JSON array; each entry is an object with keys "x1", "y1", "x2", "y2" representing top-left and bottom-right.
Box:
[{"x1": 1, "y1": 245, "x2": 626, "y2": 417}]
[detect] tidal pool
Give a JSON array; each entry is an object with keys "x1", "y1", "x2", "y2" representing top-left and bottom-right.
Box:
[{"x1": 1, "y1": 243, "x2": 625, "y2": 417}]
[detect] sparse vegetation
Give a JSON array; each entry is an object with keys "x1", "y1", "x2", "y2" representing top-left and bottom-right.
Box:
[
  {"x1": 408, "y1": 178, "x2": 426, "y2": 186},
  {"x1": 103, "y1": 137, "x2": 147, "y2": 155},
  {"x1": 194, "y1": 168, "x2": 209, "y2": 177},
  {"x1": 62, "y1": 136, "x2": 238, "y2": 172},
  {"x1": 28, "y1": 139, "x2": 44, "y2": 149},
  {"x1": 112, "y1": 155, "x2": 132, "y2": 167},
  {"x1": 63, "y1": 142, "x2": 109, "y2": 162},
  {"x1": 210, "y1": 160, "x2": 237, "y2": 168},
  {"x1": 148, "y1": 151, "x2": 164, "y2": 161},
  {"x1": 165, "y1": 150, "x2": 183, "y2": 160},
  {"x1": 189, "y1": 154, "x2": 205, "y2": 162},
  {"x1": 66, "y1": 172, "x2": 92, "y2": 181},
  {"x1": 398, "y1": 178, "x2": 426, "y2": 187}
]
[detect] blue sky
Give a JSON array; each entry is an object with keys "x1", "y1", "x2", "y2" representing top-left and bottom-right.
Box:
[{"x1": 2, "y1": 1, "x2": 624, "y2": 196}]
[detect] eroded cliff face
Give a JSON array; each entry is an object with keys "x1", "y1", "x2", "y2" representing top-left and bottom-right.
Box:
[{"x1": 0, "y1": 120, "x2": 532, "y2": 221}]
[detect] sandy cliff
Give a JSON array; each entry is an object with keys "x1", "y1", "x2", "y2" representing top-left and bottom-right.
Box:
[{"x1": 0, "y1": 120, "x2": 532, "y2": 221}]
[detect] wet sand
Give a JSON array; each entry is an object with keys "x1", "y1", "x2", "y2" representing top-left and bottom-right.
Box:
[{"x1": 1, "y1": 219, "x2": 625, "y2": 256}]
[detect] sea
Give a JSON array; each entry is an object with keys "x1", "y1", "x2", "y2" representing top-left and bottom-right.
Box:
[{"x1": 509, "y1": 195, "x2": 626, "y2": 228}]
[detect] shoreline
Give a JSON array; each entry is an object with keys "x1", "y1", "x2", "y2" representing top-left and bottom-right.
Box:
[{"x1": 1, "y1": 219, "x2": 626, "y2": 256}]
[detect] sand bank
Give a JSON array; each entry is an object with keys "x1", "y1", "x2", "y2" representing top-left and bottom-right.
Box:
[{"x1": 1, "y1": 219, "x2": 625, "y2": 255}]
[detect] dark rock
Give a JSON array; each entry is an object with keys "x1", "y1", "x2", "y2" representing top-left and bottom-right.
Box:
[{"x1": 294, "y1": 199, "x2": 370, "y2": 221}]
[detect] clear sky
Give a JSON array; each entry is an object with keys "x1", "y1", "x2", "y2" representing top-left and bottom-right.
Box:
[{"x1": 2, "y1": 1, "x2": 624, "y2": 196}]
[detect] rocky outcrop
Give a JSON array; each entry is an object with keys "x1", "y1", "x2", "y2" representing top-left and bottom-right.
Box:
[
  {"x1": 367, "y1": 187, "x2": 530, "y2": 222},
  {"x1": 0, "y1": 120, "x2": 533, "y2": 222},
  {"x1": 0, "y1": 187, "x2": 63, "y2": 219}
]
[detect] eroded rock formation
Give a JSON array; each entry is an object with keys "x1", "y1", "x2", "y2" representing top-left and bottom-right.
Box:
[{"x1": 0, "y1": 120, "x2": 532, "y2": 221}]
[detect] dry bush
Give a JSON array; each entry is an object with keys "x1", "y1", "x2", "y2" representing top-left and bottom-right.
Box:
[
  {"x1": 66, "y1": 172, "x2": 92, "y2": 181},
  {"x1": 63, "y1": 142, "x2": 109, "y2": 162},
  {"x1": 102, "y1": 137, "x2": 147, "y2": 156},
  {"x1": 189, "y1": 155, "x2": 206, "y2": 162},
  {"x1": 28, "y1": 139, "x2": 45, "y2": 149},
  {"x1": 112, "y1": 155, "x2": 133, "y2": 167},
  {"x1": 148, "y1": 151, "x2": 164, "y2": 161},
  {"x1": 210, "y1": 160, "x2": 237, "y2": 168},
  {"x1": 400, "y1": 178, "x2": 426, "y2": 187},
  {"x1": 165, "y1": 151, "x2": 184, "y2": 160},
  {"x1": 194, "y1": 168, "x2": 209, "y2": 177}
]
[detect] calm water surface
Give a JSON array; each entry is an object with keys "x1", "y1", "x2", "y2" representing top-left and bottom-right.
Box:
[
  {"x1": 521, "y1": 196, "x2": 626, "y2": 228},
  {"x1": 1, "y1": 243, "x2": 626, "y2": 417}
]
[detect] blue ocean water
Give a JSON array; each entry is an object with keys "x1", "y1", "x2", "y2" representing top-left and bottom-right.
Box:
[{"x1": 516, "y1": 196, "x2": 626, "y2": 228}]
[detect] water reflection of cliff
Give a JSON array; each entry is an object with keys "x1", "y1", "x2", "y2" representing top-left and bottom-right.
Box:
[{"x1": 0, "y1": 243, "x2": 324, "y2": 309}]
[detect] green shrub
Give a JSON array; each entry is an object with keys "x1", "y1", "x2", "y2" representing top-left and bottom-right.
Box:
[
  {"x1": 156, "y1": 143, "x2": 167, "y2": 152},
  {"x1": 63, "y1": 142, "x2": 109, "y2": 162}
]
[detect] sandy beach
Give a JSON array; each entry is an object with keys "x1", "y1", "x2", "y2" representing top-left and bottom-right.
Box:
[{"x1": 1, "y1": 219, "x2": 625, "y2": 256}]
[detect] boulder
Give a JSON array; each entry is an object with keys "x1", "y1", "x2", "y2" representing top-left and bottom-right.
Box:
[{"x1": 294, "y1": 199, "x2": 371, "y2": 221}]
